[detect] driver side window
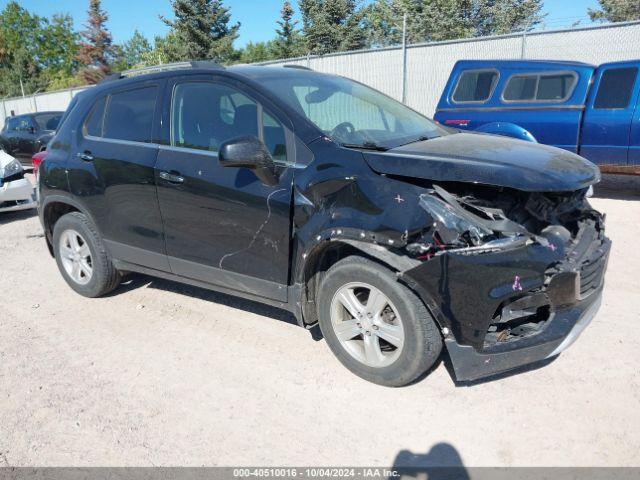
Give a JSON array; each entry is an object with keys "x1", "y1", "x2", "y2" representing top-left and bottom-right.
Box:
[{"x1": 171, "y1": 82, "x2": 287, "y2": 162}]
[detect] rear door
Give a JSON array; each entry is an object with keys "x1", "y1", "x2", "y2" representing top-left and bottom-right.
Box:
[
  {"x1": 580, "y1": 62, "x2": 640, "y2": 166},
  {"x1": 68, "y1": 80, "x2": 169, "y2": 271},
  {"x1": 154, "y1": 75, "x2": 295, "y2": 302}
]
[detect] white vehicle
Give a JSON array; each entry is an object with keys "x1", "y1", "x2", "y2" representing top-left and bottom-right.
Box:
[{"x1": 0, "y1": 149, "x2": 36, "y2": 213}]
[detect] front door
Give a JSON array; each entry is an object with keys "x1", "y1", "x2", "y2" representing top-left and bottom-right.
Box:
[
  {"x1": 155, "y1": 76, "x2": 294, "y2": 302},
  {"x1": 581, "y1": 62, "x2": 640, "y2": 166}
]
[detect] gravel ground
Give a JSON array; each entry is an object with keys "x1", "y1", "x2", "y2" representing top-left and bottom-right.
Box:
[{"x1": 0, "y1": 175, "x2": 639, "y2": 468}]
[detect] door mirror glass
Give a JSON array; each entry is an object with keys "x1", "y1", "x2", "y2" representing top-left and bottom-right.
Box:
[{"x1": 219, "y1": 135, "x2": 279, "y2": 186}]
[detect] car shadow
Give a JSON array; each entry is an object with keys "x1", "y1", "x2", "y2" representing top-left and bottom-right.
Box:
[
  {"x1": 0, "y1": 208, "x2": 37, "y2": 225},
  {"x1": 593, "y1": 174, "x2": 640, "y2": 200},
  {"x1": 390, "y1": 443, "x2": 470, "y2": 479},
  {"x1": 114, "y1": 273, "x2": 300, "y2": 327}
]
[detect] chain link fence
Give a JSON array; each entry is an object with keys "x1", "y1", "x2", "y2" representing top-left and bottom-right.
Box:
[{"x1": 2, "y1": 20, "x2": 640, "y2": 130}]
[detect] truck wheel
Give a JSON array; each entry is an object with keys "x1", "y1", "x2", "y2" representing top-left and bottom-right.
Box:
[
  {"x1": 52, "y1": 212, "x2": 121, "y2": 298},
  {"x1": 317, "y1": 256, "x2": 442, "y2": 387}
]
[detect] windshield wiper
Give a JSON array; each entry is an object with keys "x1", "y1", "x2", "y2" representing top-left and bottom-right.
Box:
[
  {"x1": 396, "y1": 135, "x2": 436, "y2": 148},
  {"x1": 341, "y1": 142, "x2": 388, "y2": 151}
]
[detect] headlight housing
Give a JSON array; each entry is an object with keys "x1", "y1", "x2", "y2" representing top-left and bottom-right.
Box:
[
  {"x1": 419, "y1": 192, "x2": 492, "y2": 244},
  {"x1": 0, "y1": 158, "x2": 23, "y2": 180}
]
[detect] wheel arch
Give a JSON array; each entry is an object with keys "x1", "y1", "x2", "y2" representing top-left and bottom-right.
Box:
[
  {"x1": 295, "y1": 237, "x2": 422, "y2": 326},
  {"x1": 40, "y1": 196, "x2": 99, "y2": 257}
]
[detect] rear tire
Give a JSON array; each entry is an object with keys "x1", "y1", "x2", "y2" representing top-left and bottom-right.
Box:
[
  {"x1": 317, "y1": 256, "x2": 442, "y2": 387},
  {"x1": 53, "y1": 212, "x2": 121, "y2": 297}
]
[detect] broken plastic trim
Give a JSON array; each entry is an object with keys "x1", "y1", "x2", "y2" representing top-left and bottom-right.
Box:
[{"x1": 417, "y1": 184, "x2": 554, "y2": 253}]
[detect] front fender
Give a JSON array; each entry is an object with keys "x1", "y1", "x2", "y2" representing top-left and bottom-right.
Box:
[{"x1": 475, "y1": 122, "x2": 537, "y2": 143}]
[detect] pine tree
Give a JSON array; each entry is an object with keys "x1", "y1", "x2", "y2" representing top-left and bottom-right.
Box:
[
  {"x1": 589, "y1": 0, "x2": 640, "y2": 22},
  {"x1": 365, "y1": 0, "x2": 544, "y2": 46},
  {"x1": 273, "y1": 1, "x2": 301, "y2": 59},
  {"x1": 161, "y1": 0, "x2": 240, "y2": 63},
  {"x1": 299, "y1": 0, "x2": 367, "y2": 55},
  {"x1": 77, "y1": 0, "x2": 113, "y2": 84}
]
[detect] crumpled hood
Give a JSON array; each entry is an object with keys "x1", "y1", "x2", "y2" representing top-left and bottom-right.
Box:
[{"x1": 364, "y1": 132, "x2": 600, "y2": 192}]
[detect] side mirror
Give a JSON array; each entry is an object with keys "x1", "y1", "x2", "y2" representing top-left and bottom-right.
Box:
[
  {"x1": 28, "y1": 126, "x2": 36, "y2": 134},
  {"x1": 219, "y1": 135, "x2": 279, "y2": 186}
]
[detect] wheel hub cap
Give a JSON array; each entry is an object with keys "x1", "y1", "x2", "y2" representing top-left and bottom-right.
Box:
[
  {"x1": 330, "y1": 282, "x2": 405, "y2": 368},
  {"x1": 59, "y1": 229, "x2": 93, "y2": 285}
]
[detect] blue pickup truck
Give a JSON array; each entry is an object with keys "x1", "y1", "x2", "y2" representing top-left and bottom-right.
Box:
[{"x1": 434, "y1": 59, "x2": 640, "y2": 174}]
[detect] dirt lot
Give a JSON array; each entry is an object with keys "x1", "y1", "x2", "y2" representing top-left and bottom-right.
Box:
[{"x1": 1, "y1": 175, "x2": 639, "y2": 468}]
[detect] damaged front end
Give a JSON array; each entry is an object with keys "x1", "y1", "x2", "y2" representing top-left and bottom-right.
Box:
[{"x1": 399, "y1": 182, "x2": 610, "y2": 381}]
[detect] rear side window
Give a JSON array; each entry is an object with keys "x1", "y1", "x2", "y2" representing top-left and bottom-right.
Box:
[
  {"x1": 103, "y1": 86, "x2": 158, "y2": 143},
  {"x1": 503, "y1": 72, "x2": 577, "y2": 102},
  {"x1": 452, "y1": 70, "x2": 499, "y2": 103},
  {"x1": 594, "y1": 67, "x2": 638, "y2": 109}
]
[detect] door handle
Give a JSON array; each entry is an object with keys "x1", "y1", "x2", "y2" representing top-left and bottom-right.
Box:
[
  {"x1": 77, "y1": 152, "x2": 94, "y2": 162},
  {"x1": 159, "y1": 171, "x2": 185, "y2": 184}
]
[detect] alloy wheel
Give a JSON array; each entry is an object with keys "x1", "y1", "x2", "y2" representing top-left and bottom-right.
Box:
[
  {"x1": 330, "y1": 282, "x2": 405, "y2": 368},
  {"x1": 59, "y1": 229, "x2": 93, "y2": 285}
]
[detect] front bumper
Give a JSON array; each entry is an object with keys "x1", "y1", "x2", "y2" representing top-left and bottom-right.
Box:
[
  {"x1": 445, "y1": 291, "x2": 602, "y2": 381},
  {"x1": 0, "y1": 177, "x2": 36, "y2": 213},
  {"x1": 402, "y1": 223, "x2": 610, "y2": 382}
]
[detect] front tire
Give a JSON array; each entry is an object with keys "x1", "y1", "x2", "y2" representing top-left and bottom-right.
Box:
[
  {"x1": 53, "y1": 212, "x2": 121, "y2": 297},
  {"x1": 317, "y1": 256, "x2": 442, "y2": 387}
]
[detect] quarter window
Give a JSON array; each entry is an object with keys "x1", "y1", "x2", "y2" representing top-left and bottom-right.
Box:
[
  {"x1": 103, "y1": 86, "x2": 157, "y2": 143},
  {"x1": 594, "y1": 67, "x2": 638, "y2": 109},
  {"x1": 83, "y1": 97, "x2": 107, "y2": 137},
  {"x1": 503, "y1": 72, "x2": 577, "y2": 102},
  {"x1": 171, "y1": 82, "x2": 287, "y2": 161},
  {"x1": 452, "y1": 70, "x2": 499, "y2": 103}
]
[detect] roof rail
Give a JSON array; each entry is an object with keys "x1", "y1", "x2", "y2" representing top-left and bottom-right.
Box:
[
  {"x1": 283, "y1": 64, "x2": 312, "y2": 71},
  {"x1": 98, "y1": 60, "x2": 224, "y2": 84}
]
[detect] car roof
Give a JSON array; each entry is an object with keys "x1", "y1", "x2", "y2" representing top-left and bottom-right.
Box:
[{"x1": 90, "y1": 63, "x2": 327, "y2": 94}]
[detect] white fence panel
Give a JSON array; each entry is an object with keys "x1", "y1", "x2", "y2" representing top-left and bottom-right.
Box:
[{"x1": 524, "y1": 22, "x2": 640, "y2": 64}]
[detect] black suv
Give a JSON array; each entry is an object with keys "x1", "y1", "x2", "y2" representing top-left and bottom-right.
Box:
[
  {"x1": 1, "y1": 111, "x2": 63, "y2": 164},
  {"x1": 38, "y1": 62, "x2": 610, "y2": 386}
]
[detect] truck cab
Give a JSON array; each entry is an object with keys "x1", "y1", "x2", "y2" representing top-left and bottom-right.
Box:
[{"x1": 434, "y1": 60, "x2": 640, "y2": 172}]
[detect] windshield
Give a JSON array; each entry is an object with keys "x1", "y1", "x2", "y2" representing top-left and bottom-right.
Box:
[{"x1": 260, "y1": 72, "x2": 446, "y2": 149}]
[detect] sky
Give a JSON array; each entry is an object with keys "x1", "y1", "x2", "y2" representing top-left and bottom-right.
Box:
[{"x1": 1, "y1": 0, "x2": 603, "y2": 48}]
